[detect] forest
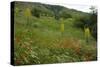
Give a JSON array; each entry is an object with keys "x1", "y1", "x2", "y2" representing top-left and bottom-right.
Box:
[{"x1": 13, "y1": 1, "x2": 97, "y2": 65}]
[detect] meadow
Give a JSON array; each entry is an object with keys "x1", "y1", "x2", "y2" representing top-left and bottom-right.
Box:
[{"x1": 13, "y1": 2, "x2": 97, "y2": 65}]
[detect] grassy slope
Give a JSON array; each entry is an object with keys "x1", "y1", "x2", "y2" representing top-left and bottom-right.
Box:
[{"x1": 14, "y1": 8, "x2": 97, "y2": 65}]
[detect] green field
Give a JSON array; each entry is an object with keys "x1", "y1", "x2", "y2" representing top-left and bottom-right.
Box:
[{"x1": 13, "y1": 2, "x2": 97, "y2": 65}]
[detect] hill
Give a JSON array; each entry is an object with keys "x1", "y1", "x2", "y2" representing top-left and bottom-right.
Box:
[{"x1": 12, "y1": 1, "x2": 97, "y2": 65}]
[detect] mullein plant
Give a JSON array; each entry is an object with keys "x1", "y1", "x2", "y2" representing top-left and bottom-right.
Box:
[
  {"x1": 24, "y1": 8, "x2": 32, "y2": 26},
  {"x1": 84, "y1": 27, "x2": 91, "y2": 44},
  {"x1": 60, "y1": 19, "x2": 64, "y2": 38}
]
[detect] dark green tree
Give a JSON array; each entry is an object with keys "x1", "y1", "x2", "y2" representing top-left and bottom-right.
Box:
[
  {"x1": 31, "y1": 7, "x2": 41, "y2": 18},
  {"x1": 59, "y1": 9, "x2": 71, "y2": 19},
  {"x1": 90, "y1": 6, "x2": 97, "y2": 40}
]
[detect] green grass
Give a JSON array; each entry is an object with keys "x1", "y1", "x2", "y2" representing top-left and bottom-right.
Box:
[{"x1": 14, "y1": 15, "x2": 97, "y2": 65}]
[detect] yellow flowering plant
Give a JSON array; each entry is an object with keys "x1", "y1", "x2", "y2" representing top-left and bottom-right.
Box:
[
  {"x1": 60, "y1": 18, "x2": 64, "y2": 33},
  {"x1": 84, "y1": 27, "x2": 91, "y2": 44},
  {"x1": 61, "y1": 23, "x2": 64, "y2": 32},
  {"x1": 24, "y1": 8, "x2": 32, "y2": 25},
  {"x1": 84, "y1": 27, "x2": 91, "y2": 38},
  {"x1": 24, "y1": 8, "x2": 32, "y2": 18}
]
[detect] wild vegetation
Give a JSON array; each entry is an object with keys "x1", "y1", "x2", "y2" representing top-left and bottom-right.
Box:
[{"x1": 13, "y1": 2, "x2": 97, "y2": 65}]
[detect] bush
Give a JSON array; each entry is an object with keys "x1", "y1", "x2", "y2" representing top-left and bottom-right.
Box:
[{"x1": 31, "y1": 7, "x2": 41, "y2": 18}]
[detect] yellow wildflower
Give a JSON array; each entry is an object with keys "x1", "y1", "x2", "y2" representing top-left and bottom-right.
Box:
[
  {"x1": 61, "y1": 23, "x2": 64, "y2": 32},
  {"x1": 24, "y1": 8, "x2": 32, "y2": 18},
  {"x1": 84, "y1": 27, "x2": 91, "y2": 38}
]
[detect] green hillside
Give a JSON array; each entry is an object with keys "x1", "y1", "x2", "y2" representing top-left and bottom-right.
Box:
[{"x1": 13, "y1": 1, "x2": 97, "y2": 65}]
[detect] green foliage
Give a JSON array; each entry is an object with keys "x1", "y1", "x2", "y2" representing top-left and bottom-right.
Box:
[
  {"x1": 74, "y1": 15, "x2": 90, "y2": 29},
  {"x1": 31, "y1": 7, "x2": 41, "y2": 18},
  {"x1": 91, "y1": 24, "x2": 97, "y2": 40},
  {"x1": 74, "y1": 6, "x2": 97, "y2": 40},
  {"x1": 31, "y1": 6, "x2": 54, "y2": 18},
  {"x1": 59, "y1": 9, "x2": 72, "y2": 19},
  {"x1": 15, "y1": 7, "x2": 19, "y2": 16},
  {"x1": 90, "y1": 9, "x2": 97, "y2": 40},
  {"x1": 14, "y1": 2, "x2": 97, "y2": 65}
]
